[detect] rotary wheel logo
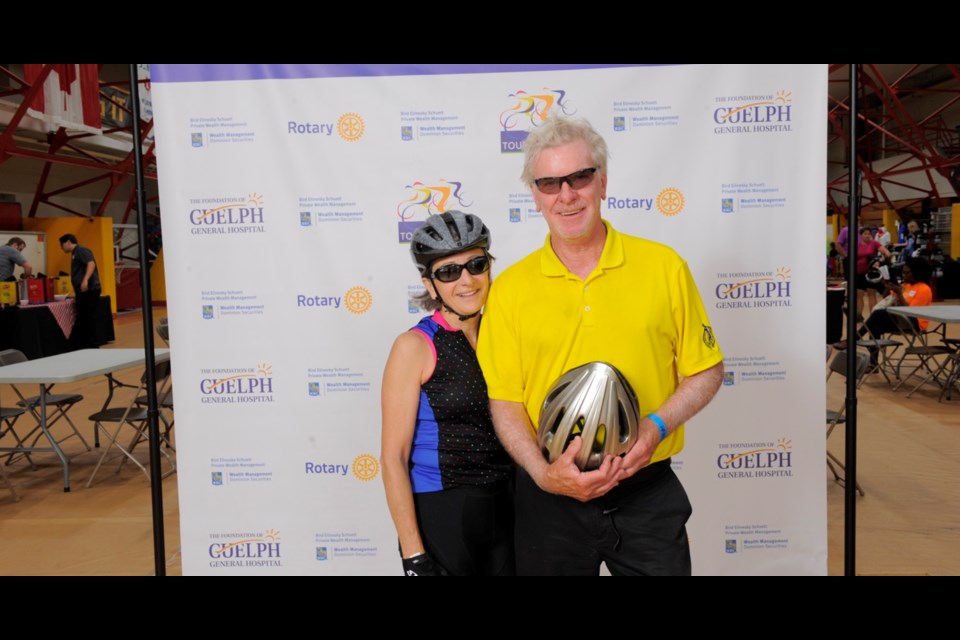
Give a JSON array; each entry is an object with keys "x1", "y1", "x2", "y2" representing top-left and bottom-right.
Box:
[
  {"x1": 344, "y1": 286, "x2": 373, "y2": 314},
  {"x1": 656, "y1": 187, "x2": 685, "y2": 217},
  {"x1": 337, "y1": 112, "x2": 365, "y2": 142},
  {"x1": 352, "y1": 454, "x2": 380, "y2": 481}
]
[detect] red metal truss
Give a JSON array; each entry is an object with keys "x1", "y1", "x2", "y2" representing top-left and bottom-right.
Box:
[
  {"x1": 5, "y1": 65, "x2": 958, "y2": 227},
  {"x1": 828, "y1": 64, "x2": 960, "y2": 214},
  {"x1": 0, "y1": 64, "x2": 157, "y2": 224}
]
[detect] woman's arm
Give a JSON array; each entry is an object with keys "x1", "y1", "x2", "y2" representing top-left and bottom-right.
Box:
[
  {"x1": 883, "y1": 279, "x2": 907, "y2": 305},
  {"x1": 380, "y1": 331, "x2": 435, "y2": 558}
]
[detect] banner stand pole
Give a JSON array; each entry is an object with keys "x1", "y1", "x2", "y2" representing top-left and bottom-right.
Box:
[{"x1": 129, "y1": 63, "x2": 166, "y2": 577}]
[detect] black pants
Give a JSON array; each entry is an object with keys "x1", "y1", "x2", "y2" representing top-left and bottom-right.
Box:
[
  {"x1": 414, "y1": 482, "x2": 514, "y2": 576},
  {"x1": 515, "y1": 460, "x2": 692, "y2": 576},
  {"x1": 70, "y1": 289, "x2": 101, "y2": 350},
  {"x1": 858, "y1": 308, "x2": 918, "y2": 363}
]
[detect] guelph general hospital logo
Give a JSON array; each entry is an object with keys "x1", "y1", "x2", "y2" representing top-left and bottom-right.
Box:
[
  {"x1": 717, "y1": 438, "x2": 793, "y2": 479},
  {"x1": 189, "y1": 193, "x2": 265, "y2": 235},
  {"x1": 199, "y1": 364, "x2": 274, "y2": 404},
  {"x1": 714, "y1": 267, "x2": 792, "y2": 309},
  {"x1": 713, "y1": 90, "x2": 793, "y2": 134},
  {"x1": 208, "y1": 529, "x2": 281, "y2": 568}
]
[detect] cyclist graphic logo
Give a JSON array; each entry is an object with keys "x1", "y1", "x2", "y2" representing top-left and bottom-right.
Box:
[
  {"x1": 396, "y1": 179, "x2": 472, "y2": 242},
  {"x1": 499, "y1": 88, "x2": 575, "y2": 153}
]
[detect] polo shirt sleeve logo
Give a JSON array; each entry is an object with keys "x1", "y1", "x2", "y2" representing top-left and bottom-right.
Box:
[{"x1": 702, "y1": 324, "x2": 717, "y2": 349}]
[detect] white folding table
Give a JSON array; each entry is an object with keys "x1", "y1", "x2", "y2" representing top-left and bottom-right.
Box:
[
  {"x1": 0, "y1": 348, "x2": 170, "y2": 491},
  {"x1": 887, "y1": 306, "x2": 960, "y2": 397}
]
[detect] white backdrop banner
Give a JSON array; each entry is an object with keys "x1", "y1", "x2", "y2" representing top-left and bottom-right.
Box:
[{"x1": 151, "y1": 64, "x2": 826, "y2": 575}]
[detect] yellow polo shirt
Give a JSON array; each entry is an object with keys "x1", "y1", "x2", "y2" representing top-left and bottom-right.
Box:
[{"x1": 478, "y1": 221, "x2": 722, "y2": 462}]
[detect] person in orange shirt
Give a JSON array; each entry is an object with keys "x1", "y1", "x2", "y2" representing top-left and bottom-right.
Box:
[{"x1": 836, "y1": 257, "x2": 933, "y2": 364}]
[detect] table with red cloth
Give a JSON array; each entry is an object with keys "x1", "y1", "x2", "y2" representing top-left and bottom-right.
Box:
[{"x1": 0, "y1": 296, "x2": 114, "y2": 359}]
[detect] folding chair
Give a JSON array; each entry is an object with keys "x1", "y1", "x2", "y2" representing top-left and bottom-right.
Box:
[
  {"x1": 856, "y1": 328, "x2": 902, "y2": 388},
  {"x1": 86, "y1": 361, "x2": 175, "y2": 487},
  {"x1": 938, "y1": 344, "x2": 960, "y2": 402},
  {"x1": 825, "y1": 350, "x2": 871, "y2": 496},
  {"x1": 0, "y1": 350, "x2": 30, "y2": 464},
  {"x1": 0, "y1": 349, "x2": 90, "y2": 464},
  {"x1": 143, "y1": 318, "x2": 174, "y2": 444},
  {"x1": 889, "y1": 313, "x2": 952, "y2": 397},
  {"x1": 157, "y1": 317, "x2": 169, "y2": 346},
  {"x1": 0, "y1": 404, "x2": 23, "y2": 501},
  {"x1": 135, "y1": 384, "x2": 174, "y2": 446}
]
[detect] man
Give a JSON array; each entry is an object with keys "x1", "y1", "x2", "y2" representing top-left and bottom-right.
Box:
[
  {"x1": 0, "y1": 237, "x2": 33, "y2": 281},
  {"x1": 477, "y1": 117, "x2": 723, "y2": 575},
  {"x1": 60, "y1": 234, "x2": 101, "y2": 349},
  {"x1": 836, "y1": 222, "x2": 849, "y2": 259}
]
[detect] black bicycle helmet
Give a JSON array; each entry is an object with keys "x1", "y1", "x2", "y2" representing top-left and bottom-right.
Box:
[
  {"x1": 537, "y1": 362, "x2": 641, "y2": 471},
  {"x1": 410, "y1": 211, "x2": 491, "y2": 276}
]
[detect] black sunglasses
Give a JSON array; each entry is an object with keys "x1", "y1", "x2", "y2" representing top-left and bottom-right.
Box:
[
  {"x1": 431, "y1": 255, "x2": 491, "y2": 283},
  {"x1": 533, "y1": 167, "x2": 598, "y2": 195}
]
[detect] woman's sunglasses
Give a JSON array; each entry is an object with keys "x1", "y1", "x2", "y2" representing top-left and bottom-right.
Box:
[{"x1": 431, "y1": 255, "x2": 491, "y2": 283}]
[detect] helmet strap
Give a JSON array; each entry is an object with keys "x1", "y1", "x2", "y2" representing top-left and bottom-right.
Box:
[{"x1": 428, "y1": 279, "x2": 480, "y2": 322}]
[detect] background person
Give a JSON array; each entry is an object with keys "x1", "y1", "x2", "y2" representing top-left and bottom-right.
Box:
[
  {"x1": 0, "y1": 237, "x2": 33, "y2": 281},
  {"x1": 837, "y1": 257, "x2": 934, "y2": 366},
  {"x1": 855, "y1": 227, "x2": 892, "y2": 320},
  {"x1": 59, "y1": 234, "x2": 101, "y2": 349}
]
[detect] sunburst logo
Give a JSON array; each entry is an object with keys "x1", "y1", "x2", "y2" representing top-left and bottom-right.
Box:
[
  {"x1": 352, "y1": 454, "x2": 380, "y2": 481},
  {"x1": 656, "y1": 187, "x2": 685, "y2": 217},
  {"x1": 337, "y1": 112, "x2": 364, "y2": 142},
  {"x1": 344, "y1": 286, "x2": 373, "y2": 315}
]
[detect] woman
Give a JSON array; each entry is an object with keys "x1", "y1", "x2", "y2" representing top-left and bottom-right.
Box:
[
  {"x1": 836, "y1": 257, "x2": 934, "y2": 365},
  {"x1": 855, "y1": 227, "x2": 892, "y2": 319},
  {"x1": 381, "y1": 211, "x2": 513, "y2": 576}
]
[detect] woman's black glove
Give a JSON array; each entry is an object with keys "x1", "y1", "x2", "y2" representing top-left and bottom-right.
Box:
[{"x1": 402, "y1": 552, "x2": 449, "y2": 576}]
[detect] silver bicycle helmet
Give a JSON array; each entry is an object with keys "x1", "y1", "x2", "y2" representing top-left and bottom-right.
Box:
[
  {"x1": 410, "y1": 210, "x2": 491, "y2": 276},
  {"x1": 537, "y1": 362, "x2": 641, "y2": 471}
]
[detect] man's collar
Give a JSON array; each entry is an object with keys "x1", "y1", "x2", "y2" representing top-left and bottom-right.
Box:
[{"x1": 540, "y1": 220, "x2": 624, "y2": 277}]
